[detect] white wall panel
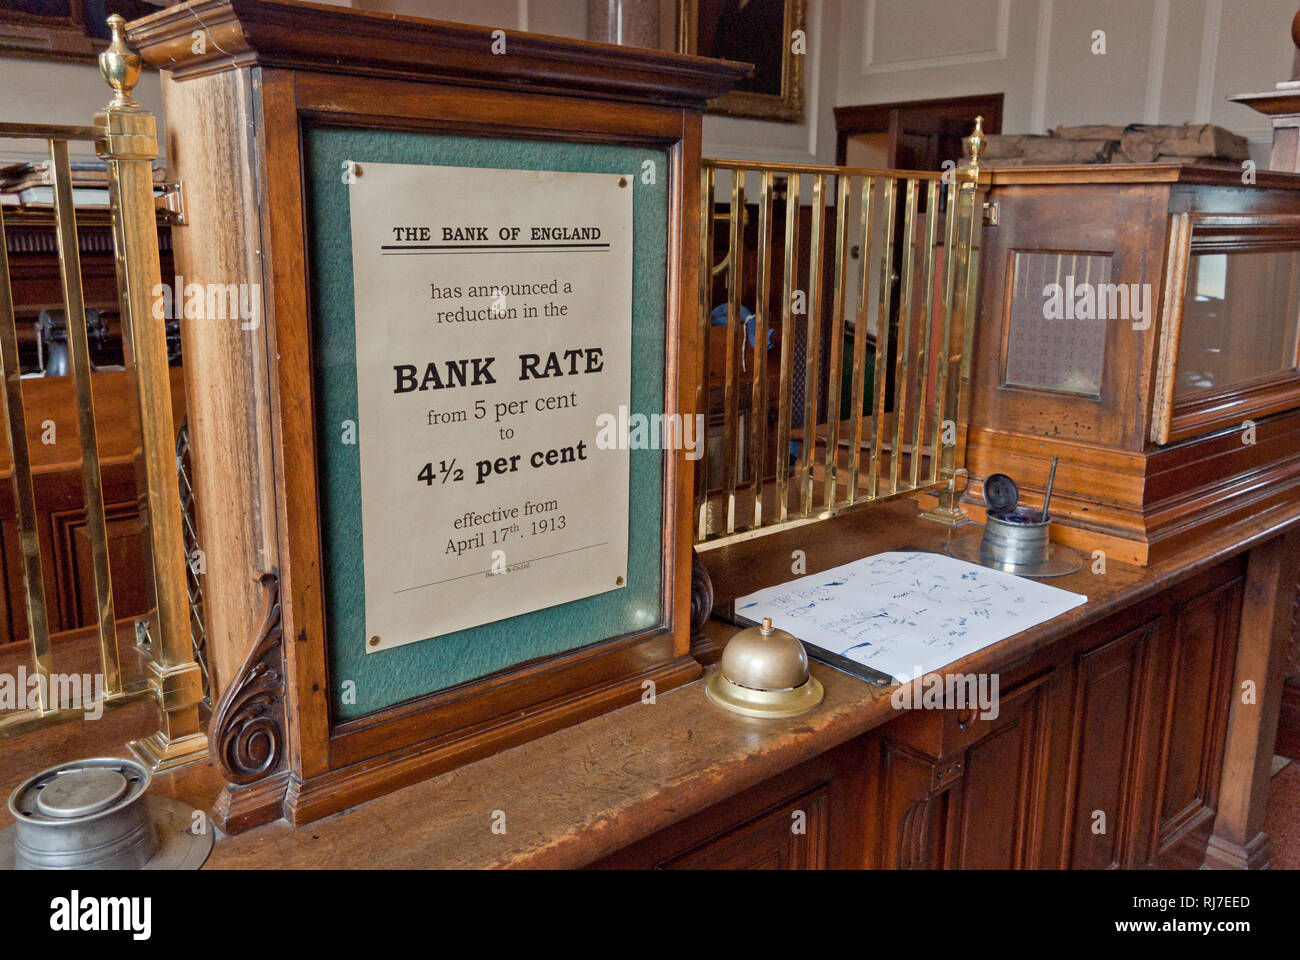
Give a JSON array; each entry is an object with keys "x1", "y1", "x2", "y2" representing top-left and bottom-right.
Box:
[{"x1": 863, "y1": 0, "x2": 1009, "y2": 74}]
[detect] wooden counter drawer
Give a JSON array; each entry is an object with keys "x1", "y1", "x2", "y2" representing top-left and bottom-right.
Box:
[
  {"x1": 591, "y1": 735, "x2": 872, "y2": 869},
  {"x1": 659, "y1": 783, "x2": 830, "y2": 870}
]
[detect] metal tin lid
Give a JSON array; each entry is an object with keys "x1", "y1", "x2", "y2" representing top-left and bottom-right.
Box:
[
  {"x1": 984, "y1": 473, "x2": 1019, "y2": 515},
  {"x1": 35, "y1": 768, "x2": 130, "y2": 819}
]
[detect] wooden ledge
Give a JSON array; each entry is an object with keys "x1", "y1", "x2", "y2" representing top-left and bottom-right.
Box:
[
  {"x1": 987, "y1": 163, "x2": 1300, "y2": 189},
  {"x1": 126, "y1": 0, "x2": 751, "y2": 108}
]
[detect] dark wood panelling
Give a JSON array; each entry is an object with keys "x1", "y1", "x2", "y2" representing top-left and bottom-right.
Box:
[
  {"x1": 659, "y1": 783, "x2": 829, "y2": 870},
  {"x1": 604, "y1": 556, "x2": 1248, "y2": 871},
  {"x1": 1061, "y1": 623, "x2": 1156, "y2": 869},
  {"x1": 951, "y1": 681, "x2": 1049, "y2": 869},
  {"x1": 55, "y1": 500, "x2": 153, "y2": 631},
  {"x1": 834, "y1": 93, "x2": 1004, "y2": 169},
  {"x1": 591, "y1": 737, "x2": 868, "y2": 870},
  {"x1": 1147, "y1": 578, "x2": 1239, "y2": 865},
  {"x1": 0, "y1": 368, "x2": 186, "y2": 643}
]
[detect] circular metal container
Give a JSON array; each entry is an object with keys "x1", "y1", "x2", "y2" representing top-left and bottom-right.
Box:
[
  {"x1": 7, "y1": 758, "x2": 156, "y2": 870},
  {"x1": 946, "y1": 511, "x2": 1083, "y2": 578},
  {"x1": 980, "y1": 508, "x2": 1049, "y2": 567}
]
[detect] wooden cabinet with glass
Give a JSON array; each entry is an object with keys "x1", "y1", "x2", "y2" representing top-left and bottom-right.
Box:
[{"x1": 963, "y1": 165, "x2": 1300, "y2": 566}]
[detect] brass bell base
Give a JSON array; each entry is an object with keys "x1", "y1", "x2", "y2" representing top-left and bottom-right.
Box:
[{"x1": 705, "y1": 669, "x2": 825, "y2": 719}]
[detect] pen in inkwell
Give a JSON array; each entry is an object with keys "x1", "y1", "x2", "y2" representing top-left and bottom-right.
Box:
[{"x1": 1041, "y1": 456, "x2": 1059, "y2": 522}]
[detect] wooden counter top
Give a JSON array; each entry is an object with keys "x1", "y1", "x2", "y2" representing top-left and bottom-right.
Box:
[{"x1": 172, "y1": 496, "x2": 1300, "y2": 869}]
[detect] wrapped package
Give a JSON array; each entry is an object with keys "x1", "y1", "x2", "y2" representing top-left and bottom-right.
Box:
[
  {"x1": 1018, "y1": 136, "x2": 1116, "y2": 163},
  {"x1": 1120, "y1": 123, "x2": 1248, "y2": 162},
  {"x1": 1050, "y1": 124, "x2": 1127, "y2": 141}
]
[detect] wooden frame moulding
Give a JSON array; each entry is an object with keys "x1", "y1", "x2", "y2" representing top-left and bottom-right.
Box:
[
  {"x1": 1152, "y1": 212, "x2": 1300, "y2": 445},
  {"x1": 273, "y1": 72, "x2": 702, "y2": 828}
]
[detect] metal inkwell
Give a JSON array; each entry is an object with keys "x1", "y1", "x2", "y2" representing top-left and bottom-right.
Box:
[
  {"x1": 946, "y1": 457, "x2": 1083, "y2": 577},
  {"x1": 0, "y1": 757, "x2": 213, "y2": 870}
]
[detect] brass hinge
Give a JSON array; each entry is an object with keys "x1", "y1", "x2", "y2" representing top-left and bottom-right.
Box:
[
  {"x1": 155, "y1": 180, "x2": 187, "y2": 225},
  {"x1": 982, "y1": 200, "x2": 999, "y2": 226}
]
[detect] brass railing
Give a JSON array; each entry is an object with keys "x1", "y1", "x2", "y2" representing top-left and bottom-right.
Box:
[
  {"x1": 0, "y1": 16, "x2": 206, "y2": 770},
  {"x1": 694, "y1": 121, "x2": 988, "y2": 548}
]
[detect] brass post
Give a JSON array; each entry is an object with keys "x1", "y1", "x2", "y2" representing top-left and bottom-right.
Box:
[
  {"x1": 822, "y1": 174, "x2": 851, "y2": 512},
  {"x1": 868, "y1": 178, "x2": 896, "y2": 499},
  {"x1": 696, "y1": 165, "x2": 713, "y2": 539},
  {"x1": 799, "y1": 173, "x2": 825, "y2": 516},
  {"x1": 846, "y1": 176, "x2": 873, "y2": 503},
  {"x1": 0, "y1": 210, "x2": 54, "y2": 710},
  {"x1": 49, "y1": 139, "x2": 121, "y2": 695},
  {"x1": 911, "y1": 179, "x2": 939, "y2": 491},
  {"x1": 95, "y1": 14, "x2": 206, "y2": 769},
  {"x1": 773, "y1": 173, "x2": 799, "y2": 523},
  {"x1": 751, "y1": 172, "x2": 773, "y2": 527},
  {"x1": 723, "y1": 171, "x2": 743, "y2": 533},
  {"x1": 921, "y1": 117, "x2": 986, "y2": 526}
]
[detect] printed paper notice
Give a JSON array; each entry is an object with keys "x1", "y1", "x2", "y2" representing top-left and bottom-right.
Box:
[{"x1": 347, "y1": 162, "x2": 633, "y2": 653}]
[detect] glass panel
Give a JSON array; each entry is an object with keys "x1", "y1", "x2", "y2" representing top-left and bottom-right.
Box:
[
  {"x1": 1175, "y1": 249, "x2": 1300, "y2": 398},
  {"x1": 1004, "y1": 251, "x2": 1111, "y2": 397}
]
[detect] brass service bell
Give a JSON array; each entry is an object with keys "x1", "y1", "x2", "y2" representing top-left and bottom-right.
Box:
[{"x1": 705, "y1": 617, "x2": 825, "y2": 718}]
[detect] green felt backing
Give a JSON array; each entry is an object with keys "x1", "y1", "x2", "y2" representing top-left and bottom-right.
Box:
[{"x1": 304, "y1": 126, "x2": 668, "y2": 720}]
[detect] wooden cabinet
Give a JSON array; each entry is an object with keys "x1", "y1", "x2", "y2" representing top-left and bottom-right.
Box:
[
  {"x1": 1054, "y1": 621, "x2": 1158, "y2": 869},
  {"x1": 1039, "y1": 566, "x2": 1240, "y2": 869},
  {"x1": 966, "y1": 167, "x2": 1300, "y2": 566},
  {"x1": 604, "y1": 559, "x2": 1244, "y2": 869},
  {"x1": 834, "y1": 93, "x2": 1004, "y2": 170}
]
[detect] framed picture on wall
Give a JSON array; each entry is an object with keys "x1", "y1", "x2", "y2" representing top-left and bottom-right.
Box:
[
  {"x1": 678, "y1": 0, "x2": 805, "y2": 123},
  {"x1": 0, "y1": 0, "x2": 163, "y2": 63}
]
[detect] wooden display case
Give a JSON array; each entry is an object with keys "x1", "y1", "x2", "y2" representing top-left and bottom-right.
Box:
[
  {"x1": 962, "y1": 164, "x2": 1300, "y2": 566},
  {"x1": 127, "y1": 0, "x2": 746, "y2": 831}
]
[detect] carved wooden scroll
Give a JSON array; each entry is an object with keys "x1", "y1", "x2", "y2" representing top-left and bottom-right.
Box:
[{"x1": 209, "y1": 572, "x2": 291, "y2": 833}]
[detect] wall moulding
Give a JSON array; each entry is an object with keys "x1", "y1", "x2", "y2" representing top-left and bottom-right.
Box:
[{"x1": 861, "y1": 0, "x2": 1011, "y2": 75}]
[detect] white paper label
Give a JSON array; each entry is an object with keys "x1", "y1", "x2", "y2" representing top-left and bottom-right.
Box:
[{"x1": 347, "y1": 162, "x2": 633, "y2": 654}]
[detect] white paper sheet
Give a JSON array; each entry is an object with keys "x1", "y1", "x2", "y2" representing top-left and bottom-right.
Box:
[{"x1": 735, "y1": 551, "x2": 1088, "y2": 684}]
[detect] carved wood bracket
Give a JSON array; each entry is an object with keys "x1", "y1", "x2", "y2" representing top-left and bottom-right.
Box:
[
  {"x1": 690, "y1": 549, "x2": 714, "y2": 639},
  {"x1": 209, "y1": 571, "x2": 287, "y2": 786}
]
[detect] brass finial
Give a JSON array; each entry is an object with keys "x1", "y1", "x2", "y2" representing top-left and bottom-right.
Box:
[
  {"x1": 963, "y1": 115, "x2": 986, "y2": 172},
  {"x1": 99, "y1": 14, "x2": 142, "y2": 109}
]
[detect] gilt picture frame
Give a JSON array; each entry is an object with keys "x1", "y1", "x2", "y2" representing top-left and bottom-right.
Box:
[
  {"x1": 678, "y1": 0, "x2": 806, "y2": 123},
  {"x1": 0, "y1": 0, "x2": 161, "y2": 63}
]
